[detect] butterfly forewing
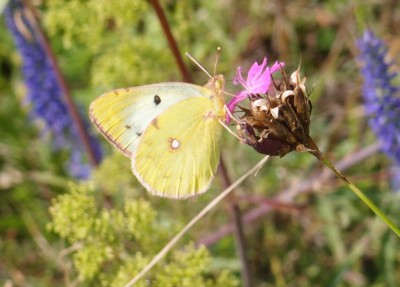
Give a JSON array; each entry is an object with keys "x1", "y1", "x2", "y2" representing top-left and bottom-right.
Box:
[{"x1": 89, "y1": 83, "x2": 211, "y2": 157}]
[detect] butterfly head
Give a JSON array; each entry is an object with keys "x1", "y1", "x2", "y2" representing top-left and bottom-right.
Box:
[
  {"x1": 205, "y1": 74, "x2": 225, "y2": 96},
  {"x1": 203, "y1": 75, "x2": 226, "y2": 121}
]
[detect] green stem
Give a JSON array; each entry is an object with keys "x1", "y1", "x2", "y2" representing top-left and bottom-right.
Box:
[{"x1": 310, "y1": 148, "x2": 400, "y2": 238}]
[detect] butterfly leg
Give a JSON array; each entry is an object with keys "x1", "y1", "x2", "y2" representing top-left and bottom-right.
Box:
[{"x1": 218, "y1": 118, "x2": 246, "y2": 142}]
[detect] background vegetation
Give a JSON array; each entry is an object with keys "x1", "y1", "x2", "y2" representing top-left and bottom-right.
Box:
[{"x1": 1, "y1": 0, "x2": 399, "y2": 286}]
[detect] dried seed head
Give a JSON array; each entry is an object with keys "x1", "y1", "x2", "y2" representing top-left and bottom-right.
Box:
[{"x1": 237, "y1": 66, "x2": 315, "y2": 157}]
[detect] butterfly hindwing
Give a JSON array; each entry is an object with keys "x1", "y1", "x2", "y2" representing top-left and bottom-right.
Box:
[
  {"x1": 132, "y1": 96, "x2": 224, "y2": 198},
  {"x1": 89, "y1": 83, "x2": 212, "y2": 157}
]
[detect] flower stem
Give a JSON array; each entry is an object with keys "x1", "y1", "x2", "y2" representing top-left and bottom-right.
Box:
[{"x1": 309, "y1": 144, "x2": 400, "y2": 238}]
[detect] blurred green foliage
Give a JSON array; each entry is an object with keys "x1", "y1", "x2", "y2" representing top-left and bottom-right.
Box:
[
  {"x1": 47, "y1": 182, "x2": 238, "y2": 286},
  {"x1": 43, "y1": 0, "x2": 249, "y2": 91},
  {"x1": 1, "y1": 0, "x2": 400, "y2": 286}
]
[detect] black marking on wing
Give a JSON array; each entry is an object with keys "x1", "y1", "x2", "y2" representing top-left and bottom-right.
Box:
[{"x1": 154, "y1": 95, "x2": 161, "y2": 105}]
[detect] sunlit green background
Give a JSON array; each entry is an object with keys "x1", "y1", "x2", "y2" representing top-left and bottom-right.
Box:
[{"x1": 1, "y1": 0, "x2": 399, "y2": 286}]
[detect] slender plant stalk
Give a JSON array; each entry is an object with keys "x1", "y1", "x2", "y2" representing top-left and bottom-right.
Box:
[
  {"x1": 301, "y1": 132, "x2": 400, "y2": 237},
  {"x1": 149, "y1": 1, "x2": 253, "y2": 285},
  {"x1": 198, "y1": 143, "x2": 382, "y2": 246},
  {"x1": 230, "y1": 204, "x2": 253, "y2": 287},
  {"x1": 123, "y1": 156, "x2": 270, "y2": 287},
  {"x1": 302, "y1": 133, "x2": 400, "y2": 238},
  {"x1": 219, "y1": 160, "x2": 253, "y2": 287},
  {"x1": 25, "y1": 3, "x2": 99, "y2": 167},
  {"x1": 310, "y1": 149, "x2": 400, "y2": 238},
  {"x1": 149, "y1": 0, "x2": 192, "y2": 83}
]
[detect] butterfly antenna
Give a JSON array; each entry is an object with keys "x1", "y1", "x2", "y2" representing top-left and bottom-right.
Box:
[
  {"x1": 185, "y1": 52, "x2": 212, "y2": 79},
  {"x1": 213, "y1": 47, "x2": 221, "y2": 76},
  {"x1": 222, "y1": 90, "x2": 236, "y2": 98}
]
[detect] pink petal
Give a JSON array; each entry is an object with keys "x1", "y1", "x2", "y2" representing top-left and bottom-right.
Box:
[
  {"x1": 226, "y1": 58, "x2": 286, "y2": 124},
  {"x1": 249, "y1": 67, "x2": 271, "y2": 93},
  {"x1": 267, "y1": 61, "x2": 285, "y2": 89},
  {"x1": 227, "y1": 92, "x2": 247, "y2": 111},
  {"x1": 225, "y1": 91, "x2": 247, "y2": 123},
  {"x1": 233, "y1": 66, "x2": 246, "y2": 87},
  {"x1": 270, "y1": 61, "x2": 284, "y2": 73},
  {"x1": 246, "y1": 57, "x2": 267, "y2": 86}
]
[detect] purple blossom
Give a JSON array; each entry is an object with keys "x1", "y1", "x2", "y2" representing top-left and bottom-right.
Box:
[
  {"x1": 4, "y1": 0, "x2": 102, "y2": 179},
  {"x1": 226, "y1": 57, "x2": 284, "y2": 122},
  {"x1": 357, "y1": 30, "x2": 400, "y2": 189}
]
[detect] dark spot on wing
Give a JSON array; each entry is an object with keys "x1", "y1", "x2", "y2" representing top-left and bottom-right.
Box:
[
  {"x1": 154, "y1": 95, "x2": 161, "y2": 105},
  {"x1": 125, "y1": 125, "x2": 131, "y2": 129},
  {"x1": 136, "y1": 131, "x2": 142, "y2": 136}
]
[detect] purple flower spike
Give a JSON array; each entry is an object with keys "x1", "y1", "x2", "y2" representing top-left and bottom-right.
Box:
[
  {"x1": 357, "y1": 30, "x2": 400, "y2": 190},
  {"x1": 4, "y1": 0, "x2": 102, "y2": 179},
  {"x1": 226, "y1": 57, "x2": 284, "y2": 123}
]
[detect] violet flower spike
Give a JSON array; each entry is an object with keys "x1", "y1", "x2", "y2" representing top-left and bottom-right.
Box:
[
  {"x1": 357, "y1": 30, "x2": 400, "y2": 190},
  {"x1": 4, "y1": 0, "x2": 102, "y2": 179},
  {"x1": 226, "y1": 57, "x2": 284, "y2": 123}
]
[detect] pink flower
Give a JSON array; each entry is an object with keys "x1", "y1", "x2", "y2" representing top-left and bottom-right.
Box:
[{"x1": 226, "y1": 57, "x2": 284, "y2": 123}]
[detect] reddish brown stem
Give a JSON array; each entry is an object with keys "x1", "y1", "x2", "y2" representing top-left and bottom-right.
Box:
[
  {"x1": 25, "y1": 3, "x2": 99, "y2": 167},
  {"x1": 150, "y1": 1, "x2": 252, "y2": 285},
  {"x1": 219, "y1": 160, "x2": 253, "y2": 287},
  {"x1": 149, "y1": 0, "x2": 192, "y2": 83}
]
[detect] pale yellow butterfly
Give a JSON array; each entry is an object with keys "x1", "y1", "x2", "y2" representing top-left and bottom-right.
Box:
[{"x1": 89, "y1": 74, "x2": 226, "y2": 199}]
